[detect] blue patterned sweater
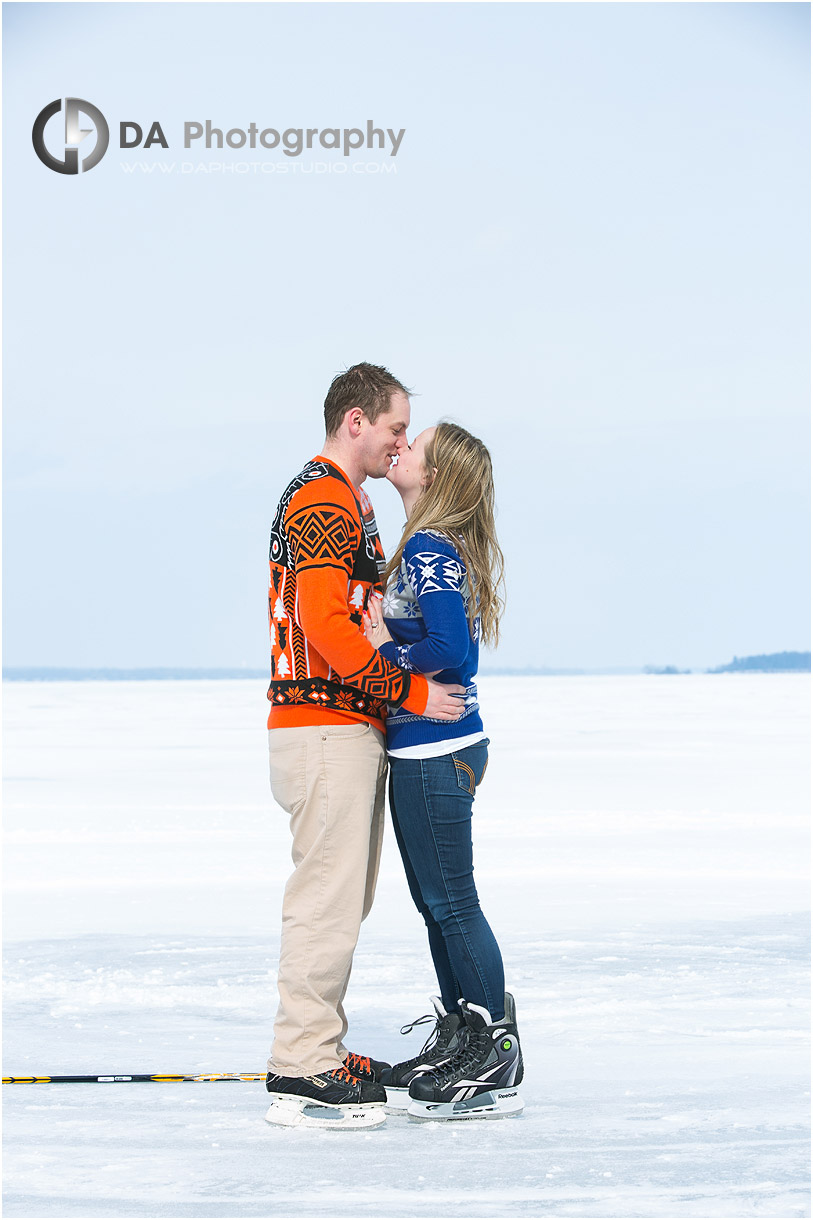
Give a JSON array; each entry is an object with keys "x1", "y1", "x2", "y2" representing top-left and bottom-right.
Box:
[{"x1": 379, "y1": 530, "x2": 483, "y2": 753}]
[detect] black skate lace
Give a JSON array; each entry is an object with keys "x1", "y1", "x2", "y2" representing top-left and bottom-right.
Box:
[
  {"x1": 396, "y1": 1012, "x2": 445, "y2": 1067},
  {"x1": 399, "y1": 1012, "x2": 435, "y2": 1038},
  {"x1": 427, "y1": 1030, "x2": 488, "y2": 1086}
]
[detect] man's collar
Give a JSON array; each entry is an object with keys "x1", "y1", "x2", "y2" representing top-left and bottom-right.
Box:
[{"x1": 314, "y1": 453, "x2": 361, "y2": 495}]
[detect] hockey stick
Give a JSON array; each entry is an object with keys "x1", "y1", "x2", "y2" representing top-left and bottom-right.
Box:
[{"x1": 3, "y1": 1073, "x2": 265, "y2": 1084}]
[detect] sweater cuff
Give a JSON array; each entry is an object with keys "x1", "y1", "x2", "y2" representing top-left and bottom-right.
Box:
[{"x1": 388, "y1": 671, "x2": 412, "y2": 709}]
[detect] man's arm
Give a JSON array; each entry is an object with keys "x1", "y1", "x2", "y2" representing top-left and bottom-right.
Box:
[
  {"x1": 296, "y1": 566, "x2": 427, "y2": 710},
  {"x1": 287, "y1": 496, "x2": 429, "y2": 713}
]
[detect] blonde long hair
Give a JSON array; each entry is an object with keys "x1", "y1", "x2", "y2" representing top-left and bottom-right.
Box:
[{"x1": 384, "y1": 422, "x2": 505, "y2": 647}]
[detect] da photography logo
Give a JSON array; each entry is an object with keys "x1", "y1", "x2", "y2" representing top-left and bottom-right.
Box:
[
  {"x1": 32, "y1": 98, "x2": 109, "y2": 174},
  {"x1": 31, "y1": 102, "x2": 403, "y2": 176}
]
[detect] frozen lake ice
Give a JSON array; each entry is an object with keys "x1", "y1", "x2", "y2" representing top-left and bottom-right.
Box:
[{"x1": 2, "y1": 676, "x2": 810, "y2": 1218}]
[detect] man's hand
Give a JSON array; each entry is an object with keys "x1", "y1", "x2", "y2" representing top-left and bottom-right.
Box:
[{"x1": 423, "y1": 677, "x2": 467, "y2": 720}]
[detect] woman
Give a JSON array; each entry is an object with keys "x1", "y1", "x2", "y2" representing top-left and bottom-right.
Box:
[{"x1": 363, "y1": 422, "x2": 524, "y2": 1121}]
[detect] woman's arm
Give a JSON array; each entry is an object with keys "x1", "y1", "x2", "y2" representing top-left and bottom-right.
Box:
[
  {"x1": 375, "y1": 534, "x2": 472, "y2": 675},
  {"x1": 363, "y1": 598, "x2": 441, "y2": 676}
]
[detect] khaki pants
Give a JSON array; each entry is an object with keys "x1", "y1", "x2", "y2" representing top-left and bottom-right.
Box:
[{"x1": 267, "y1": 721, "x2": 387, "y2": 1077}]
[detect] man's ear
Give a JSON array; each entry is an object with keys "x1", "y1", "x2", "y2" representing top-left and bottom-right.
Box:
[{"x1": 346, "y1": 408, "x2": 364, "y2": 436}]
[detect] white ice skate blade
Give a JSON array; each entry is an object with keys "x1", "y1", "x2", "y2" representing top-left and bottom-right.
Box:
[
  {"x1": 384, "y1": 1087, "x2": 411, "y2": 1111},
  {"x1": 265, "y1": 1094, "x2": 387, "y2": 1130},
  {"x1": 407, "y1": 1088, "x2": 524, "y2": 1122}
]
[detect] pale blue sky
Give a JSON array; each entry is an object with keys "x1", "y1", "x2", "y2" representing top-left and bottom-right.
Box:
[{"x1": 3, "y1": 2, "x2": 810, "y2": 670}]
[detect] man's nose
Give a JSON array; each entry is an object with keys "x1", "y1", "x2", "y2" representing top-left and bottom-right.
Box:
[{"x1": 395, "y1": 433, "x2": 409, "y2": 451}]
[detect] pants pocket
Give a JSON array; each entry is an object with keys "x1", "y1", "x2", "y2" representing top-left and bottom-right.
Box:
[
  {"x1": 452, "y1": 756, "x2": 476, "y2": 794},
  {"x1": 451, "y1": 743, "x2": 489, "y2": 794}
]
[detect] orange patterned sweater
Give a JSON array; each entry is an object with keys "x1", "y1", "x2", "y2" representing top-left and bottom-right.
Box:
[{"x1": 267, "y1": 456, "x2": 429, "y2": 730}]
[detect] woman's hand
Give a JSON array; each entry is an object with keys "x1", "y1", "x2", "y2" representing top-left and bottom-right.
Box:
[{"x1": 363, "y1": 594, "x2": 393, "y2": 649}]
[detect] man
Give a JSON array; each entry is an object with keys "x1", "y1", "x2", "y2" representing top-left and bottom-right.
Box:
[{"x1": 264, "y1": 363, "x2": 464, "y2": 1130}]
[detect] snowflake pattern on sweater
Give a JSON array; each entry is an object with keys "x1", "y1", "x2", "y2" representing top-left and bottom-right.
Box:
[{"x1": 387, "y1": 531, "x2": 472, "y2": 610}]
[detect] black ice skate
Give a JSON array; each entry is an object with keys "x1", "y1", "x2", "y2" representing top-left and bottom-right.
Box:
[
  {"x1": 407, "y1": 992, "x2": 524, "y2": 1121},
  {"x1": 379, "y1": 997, "x2": 466, "y2": 1109},
  {"x1": 265, "y1": 1065, "x2": 387, "y2": 1129}
]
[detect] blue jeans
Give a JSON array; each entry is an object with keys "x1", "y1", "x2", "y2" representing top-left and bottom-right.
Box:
[{"x1": 388, "y1": 740, "x2": 505, "y2": 1021}]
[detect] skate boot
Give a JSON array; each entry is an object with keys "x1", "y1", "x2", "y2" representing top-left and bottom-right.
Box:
[
  {"x1": 343, "y1": 1051, "x2": 391, "y2": 1084},
  {"x1": 407, "y1": 991, "x2": 524, "y2": 1121},
  {"x1": 265, "y1": 1065, "x2": 387, "y2": 1129},
  {"x1": 379, "y1": 997, "x2": 466, "y2": 1109}
]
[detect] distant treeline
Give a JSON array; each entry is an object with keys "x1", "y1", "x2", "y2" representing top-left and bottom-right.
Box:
[
  {"x1": 706, "y1": 651, "x2": 810, "y2": 674},
  {"x1": 645, "y1": 652, "x2": 810, "y2": 675}
]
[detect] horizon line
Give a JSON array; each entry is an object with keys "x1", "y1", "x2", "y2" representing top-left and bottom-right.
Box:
[{"x1": 3, "y1": 655, "x2": 811, "y2": 682}]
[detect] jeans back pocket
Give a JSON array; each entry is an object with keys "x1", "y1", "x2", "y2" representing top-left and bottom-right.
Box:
[{"x1": 451, "y1": 740, "x2": 489, "y2": 794}]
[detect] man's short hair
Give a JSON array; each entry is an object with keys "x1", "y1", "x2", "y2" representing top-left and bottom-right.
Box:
[{"x1": 323, "y1": 363, "x2": 411, "y2": 437}]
